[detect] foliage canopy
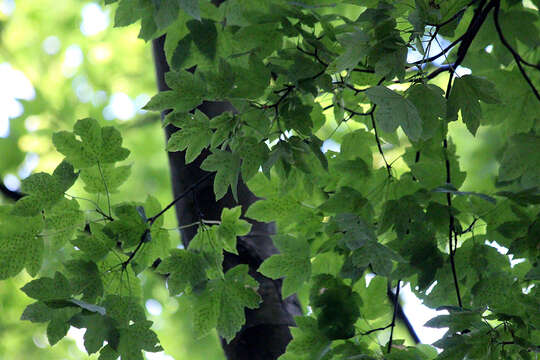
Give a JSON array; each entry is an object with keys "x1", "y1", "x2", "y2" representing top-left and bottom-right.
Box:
[{"x1": 1, "y1": 0, "x2": 539, "y2": 359}]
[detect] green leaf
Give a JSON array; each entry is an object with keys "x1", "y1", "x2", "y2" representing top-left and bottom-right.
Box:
[
  {"x1": 72, "y1": 313, "x2": 117, "y2": 354},
  {"x1": 64, "y1": 260, "x2": 104, "y2": 302},
  {"x1": 21, "y1": 301, "x2": 80, "y2": 346},
  {"x1": 153, "y1": 0, "x2": 180, "y2": 29},
  {"x1": 319, "y1": 187, "x2": 368, "y2": 214},
  {"x1": 0, "y1": 206, "x2": 44, "y2": 279},
  {"x1": 98, "y1": 345, "x2": 119, "y2": 360},
  {"x1": 12, "y1": 161, "x2": 79, "y2": 216},
  {"x1": 104, "y1": 202, "x2": 147, "y2": 248},
  {"x1": 406, "y1": 84, "x2": 446, "y2": 140},
  {"x1": 245, "y1": 192, "x2": 310, "y2": 225},
  {"x1": 117, "y1": 320, "x2": 162, "y2": 359},
  {"x1": 192, "y1": 264, "x2": 261, "y2": 342},
  {"x1": 80, "y1": 164, "x2": 131, "y2": 193},
  {"x1": 328, "y1": 30, "x2": 368, "y2": 73},
  {"x1": 335, "y1": 213, "x2": 376, "y2": 250},
  {"x1": 258, "y1": 234, "x2": 311, "y2": 298},
  {"x1": 178, "y1": 0, "x2": 201, "y2": 20},
  {"x1": 424, "y1": 310, "x2": 484, "y2": 334},
  {"x1": 216, "y1": 206, "x2": 251, "y2": 255},
  {"x1": 375, "y1": 46, "x2": 407, "y2": 81},
  {"x1": 309, "y1": 274, "x2": 361, "y2": 340},
  {"x1": 498, "y1": 133, "x2": 540, "y2": 182},
  {"x1": 132, "y1": 227, "x2": 170, "y2": 274},
  {"x1": 166, "y1": 110, "x2": 211, "y2": 163},
  {"x1": 209, "y1": 112, "x2": 235, "y2": 148},
  {"x1": 156, "y1": 249, "x2": 207, "y2": 295},
  {"x1": 234, "y1": 137, "x2": 269, "y2": 182},
  {"x1": 72, "y1": 223, "x2": 116, "y2": 262},
  {"x1": 447, "y1": 75, "x2": 500, "y2": 135},
  {"x1": 285, "y1": 316, "x2": 330, "y2": 357},
  {"x1": 52, "y1": 118, "x2": 130, "y2": 168},
  {"x1": 99, "y1": 254, "x2": 142, "y2": 297},
  {"x1": 366, "y1": 86, "x2": 422, "y2": 141},
  {"x1": 44, "y1": 197, "x2": 84, "y2": 248},
  {"x1": 200, "y1": 149, "x2": 241, "y2": 201},
  {"x1": 102, "y1": 295, "x2": 146, "y2": 327},
  {"x1": 21, "y1": 272, "x2": 72, "y2": 301},
  {"x1": 114, "y1": 0, "x2": 143, "y2": 27},
  {"x1": 340, "y1": 129, "x2": 374, "y2": 166},
  {"x1": 188, "y1": 226, "x2": 223, "y2": 279},
  {"x1": 144, "y1": 70, "x2": 206, "y2": 113},
  {"x1": 281, "y1": 100, "x2": 313, "y2": 136},
  {"x1": 351, "y1": 241, "x2": 403, "y2": 277}
]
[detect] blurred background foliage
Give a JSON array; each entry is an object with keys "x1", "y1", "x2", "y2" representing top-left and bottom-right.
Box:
[
  {"x1": 0, "y1": 0, "x2": 504, "y2": 359},
  {"x1": 0, "y1": 0, "x2": 225, "y2": 358}
]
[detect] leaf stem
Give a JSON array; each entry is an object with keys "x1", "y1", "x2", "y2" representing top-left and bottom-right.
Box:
[{"x1": 97, "y1": 161, "x2": 112, "y2": 218}]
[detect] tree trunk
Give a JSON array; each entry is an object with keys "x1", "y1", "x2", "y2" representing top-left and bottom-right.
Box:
[{"x1": 152, "y1": 34, "x2": 302, "y2": 360}]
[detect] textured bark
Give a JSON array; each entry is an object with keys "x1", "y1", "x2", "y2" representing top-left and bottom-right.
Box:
[{"x1": 152, "y1": 35, "x2": 302, "y2": 360}]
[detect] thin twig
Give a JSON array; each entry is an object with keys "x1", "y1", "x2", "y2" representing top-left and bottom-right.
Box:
[
  {"x1": 147, "y1": 172, "x2": 213, "y2": 226},
  {"x1": 370, "y1": 110, "x2": 392, "y2": 177},
  {"x1": 387, "y1": 279, "x2": 401, "y2": 353},
  {"x1": 492, "y1": 0, "x2": 540, "y2": 101},
  {"x1": 360, "y1": 324, "x2": 392, "y2": 336},
  {"x1": 97, "y1": 161, "x2": 112, "y2": 218},
  {"x1": 411, "y1": 35, "x2": 465, "y2": 66}
]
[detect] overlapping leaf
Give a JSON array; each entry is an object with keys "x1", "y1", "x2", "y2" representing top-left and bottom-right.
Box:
[
  {"x1": 144, "y1": 70, "x2": 206, "y2": 113},
  {"x1": 447, "y1": 75, "x2": 500, "y2": 135},
  {"x1": 192, "y1": 265, "x2": 261, "y2": 342},
  {"x1": 12, "y1": 161, "x2": 78, "y2": 216},
  {"x1": 366, "y1": 86, "x2": 423, "y2": 141},
  {"x1": 200, "y1": 149, "x2": 241, "y2": 201},
  {"x1": 0, "y1": 206, "x2": 44, "y2": 279},
  {"x1": 258, "y1": 234, "x2": 311, "y2": 298},
  {"x1": 53, "y1": 118, "x2": 130, "y2": 168}
]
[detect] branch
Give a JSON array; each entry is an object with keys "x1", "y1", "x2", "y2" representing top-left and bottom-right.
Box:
[
  {"x1": 453, "y1": 0, "x2": 496, "y2": 69},
  {"x1": 411, "y1": 35, "x2": 464, "y2": 66},
  {"x1": 492, "y1": 0, "x2": 540, "y2": 102},
  {"x1": 360, "y1": 324, "x2": 391, "y2": 336},
  {"x1": 443, "y1": 73, "x2": 464, "y2": 308},
  {"x1": 370, "y1": 110, "x2": 392, "y2": 177},
  {"x1": 387, "y1": 280, "x2": 402, "y2": 353}
]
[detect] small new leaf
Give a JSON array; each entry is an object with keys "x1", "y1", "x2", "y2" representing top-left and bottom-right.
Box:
[{"x1": 216, "y1": 206, "x2": 252, "y2": 255}]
